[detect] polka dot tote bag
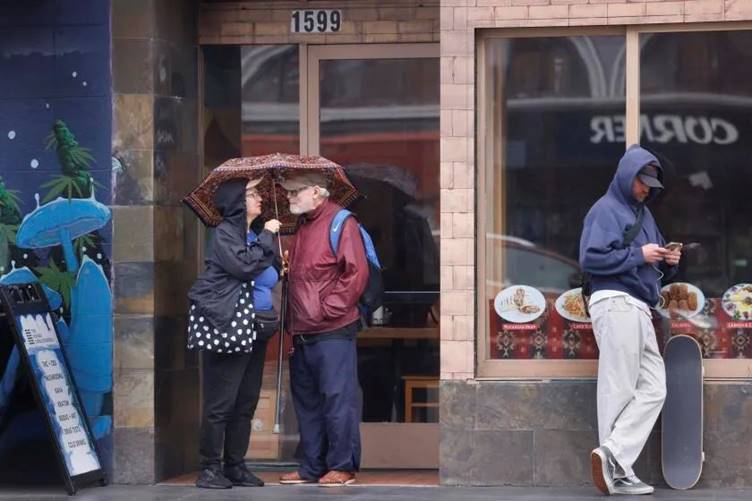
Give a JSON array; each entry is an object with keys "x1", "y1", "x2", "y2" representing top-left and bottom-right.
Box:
[{"x1": 187, "y1": 282, "x2": 257, "y2": 353}]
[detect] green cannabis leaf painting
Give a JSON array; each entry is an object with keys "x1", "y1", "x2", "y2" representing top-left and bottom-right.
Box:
[{"x1": 42, "y1": 119, "x2": 99, "y2": 203}]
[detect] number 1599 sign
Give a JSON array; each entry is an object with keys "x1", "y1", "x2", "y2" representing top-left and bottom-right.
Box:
[{"x1": 291, "y1": 10, "x2": 342, "y2": 33}]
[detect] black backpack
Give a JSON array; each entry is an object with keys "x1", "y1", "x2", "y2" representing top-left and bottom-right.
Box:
[{"x1": 581, "y1": 206, "x2": 645, "y2": 315}]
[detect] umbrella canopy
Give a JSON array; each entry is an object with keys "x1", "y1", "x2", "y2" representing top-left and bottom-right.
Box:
[
  {"x1": 16, "y1": 195, "x2": 110, "y2": 248},
  {"x1": 183, "y1": 153, "x2": 360, "y2": 234},
  {"x1": 16, "y1": 192, "x2": 111, "y2": 272}
]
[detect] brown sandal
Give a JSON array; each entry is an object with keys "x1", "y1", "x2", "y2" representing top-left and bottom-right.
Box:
[
  {"x1": 318, "y1": 470, "x2": 356, "y2": 487},
  {"x1": 279, "y1": 471, "x2": 317, "y2": 484}
]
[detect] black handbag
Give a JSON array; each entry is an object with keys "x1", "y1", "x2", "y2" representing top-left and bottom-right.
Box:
[{"x1": 253, "y1": 309, "x2": 279, "y2": 341}]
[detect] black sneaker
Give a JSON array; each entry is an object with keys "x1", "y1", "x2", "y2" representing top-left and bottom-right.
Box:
[
  {"x1": 196, "y1": 467, "x2": 233, "y2": 489},
  {"x1": 224, "y1": 463, "x2": 265, "y2": 487}
]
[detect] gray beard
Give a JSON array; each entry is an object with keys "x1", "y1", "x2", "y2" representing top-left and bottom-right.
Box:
[{"x1": 289, "y1": 199, "x2": 316, "y2": 215}]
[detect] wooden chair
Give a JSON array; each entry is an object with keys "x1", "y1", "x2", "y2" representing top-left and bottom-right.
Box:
[{"x1": 402, "y1": 375, "x2": 439, "y2": 423}]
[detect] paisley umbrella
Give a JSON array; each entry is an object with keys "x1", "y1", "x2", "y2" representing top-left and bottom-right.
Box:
[
  {"x1": 183, "y1": 152, "x2": 361, "y2": 435},
  {"x1": 182, "y1": 153, "x2": 360, "y2": 234}
]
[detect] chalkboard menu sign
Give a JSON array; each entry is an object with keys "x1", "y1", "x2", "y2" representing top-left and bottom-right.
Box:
[{"x1": 0, "y1": 283, "x2": 105, "y2": 495}]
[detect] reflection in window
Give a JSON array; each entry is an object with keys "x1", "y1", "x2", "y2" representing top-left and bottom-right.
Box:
[
  {"x1": 241, "y1": 45, "x2": 299, "y2": 155},
  {"x1": 318, "y1": 57, "x2": 439, "y2": 423},
  {"x1": 321, "y1": 59, "x2": 437, "y2": 107},
  {"x1": 203, "y1": 46, "x2": 241, "y2": 169},
  {"x1": 483, "y1": 36, "x2": 625, "y2": 360},
  {"x1": 319, "y1": 58, "x2": 440, "y2": 302},
  {"x1": 641, "y1": 31, "x2": 752, "y2": 359}
]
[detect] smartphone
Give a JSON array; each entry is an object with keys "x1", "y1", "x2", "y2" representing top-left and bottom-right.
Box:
[{"x1": 665, "y1": 242, "x2": 683, "y2": 251}]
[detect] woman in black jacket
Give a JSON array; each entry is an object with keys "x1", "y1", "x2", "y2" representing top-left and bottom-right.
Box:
[{"x1": 187, "y1": 177, "x2": 281, "y2": 489}]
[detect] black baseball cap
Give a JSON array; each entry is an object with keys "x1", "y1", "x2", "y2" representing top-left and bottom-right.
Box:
[{"x1": 638, "y1": 164, "x2": 663, "y2": 189}]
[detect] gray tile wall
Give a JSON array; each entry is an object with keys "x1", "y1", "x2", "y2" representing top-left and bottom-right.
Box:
[
  {"x1": 440, "y1": 380, "x2": 752, "y2": 488},
  {"x1": 111, "y1": 0, "x2": 201, "y2": 484}
]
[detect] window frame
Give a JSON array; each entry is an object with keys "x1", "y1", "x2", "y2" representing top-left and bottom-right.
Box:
[{"x1": 476, "y1": 24, "x2": 752, "y2": 380}]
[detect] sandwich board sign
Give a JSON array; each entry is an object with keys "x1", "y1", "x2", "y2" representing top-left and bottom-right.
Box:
[{"x1": 0, "y1": 283, "x2": 105, "y2": 495}]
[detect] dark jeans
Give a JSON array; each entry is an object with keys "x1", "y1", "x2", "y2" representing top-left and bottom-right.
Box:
[
  {"x1": 290, "y1": 322, "x2": 360, "y2": 478},
  {"x1": 199, "y1": 340, "x2": 268, "y2": 469}
]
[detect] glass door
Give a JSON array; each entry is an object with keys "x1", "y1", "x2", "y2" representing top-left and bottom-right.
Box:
[{"x1": 307, "y1": 44, "x2": 440, "y2": 468}]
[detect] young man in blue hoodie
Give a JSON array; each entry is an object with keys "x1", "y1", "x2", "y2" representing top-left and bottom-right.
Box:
[{"x1": 580, "y1": 145, "x2": 682, "y2": 495}]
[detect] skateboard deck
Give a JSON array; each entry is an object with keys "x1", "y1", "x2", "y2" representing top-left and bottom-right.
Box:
[{"x1": 661, "y1": 334, "x2": 704, "y2": 490}]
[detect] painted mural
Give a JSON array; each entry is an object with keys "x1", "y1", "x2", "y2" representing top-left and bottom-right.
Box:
[{"x1": 0, "y1": 0, "x2": 113, "y2": 480}]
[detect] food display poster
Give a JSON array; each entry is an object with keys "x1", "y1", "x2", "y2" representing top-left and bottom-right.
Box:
[
  {"x1": 653, "y1": 298, "x2": 752, "y2": 359},
  {"x1": 489, "y1": 285, "x2": 597, "y2": 360},
  {"x1": 651, "y1": 282, "x2": 752, "y2": 358},
  {"x1": 1, "y1": 283, "x2": 105, "y2": 495},
  {"x1": 488, "y1": 283, "x2": 752, "y2": 360}
]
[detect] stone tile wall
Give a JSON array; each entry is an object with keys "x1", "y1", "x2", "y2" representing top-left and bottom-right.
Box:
[
  {"x1": 441, "y1": 380, "x2": 752, "y2": 486},
  {"x1": 111, "y1": 0, "x2": 201, "y2": 483}
]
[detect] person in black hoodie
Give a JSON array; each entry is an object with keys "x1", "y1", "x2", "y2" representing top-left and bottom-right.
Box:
[{"x1": 187, "y1": 177, "x2": 281, "y2": 489}]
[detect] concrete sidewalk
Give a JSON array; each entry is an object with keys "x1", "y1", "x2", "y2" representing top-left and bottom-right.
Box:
[{"x1": 1, "y1": 484, "x2": 751, "y2": 500}]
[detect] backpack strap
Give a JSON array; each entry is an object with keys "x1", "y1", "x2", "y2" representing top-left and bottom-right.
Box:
[
  {"x1": 622, "y1": 205, "x2": 645, "y2": 247},
  {"x1": 329, "y1": 209, "x2": 353, "y2": 255}
]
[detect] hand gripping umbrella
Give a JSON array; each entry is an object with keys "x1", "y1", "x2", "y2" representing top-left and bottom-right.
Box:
[{"x1": 183, "y1": 153, "x2": 361, "y2": 435}]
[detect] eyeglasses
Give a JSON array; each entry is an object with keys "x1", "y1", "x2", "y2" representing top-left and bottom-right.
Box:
[
  {"x1": 285, "y1": 186, "x2": 312, "y2": 197},
  {"x1": 245, "y1": 190, "x2": 261, "y2": 200}
]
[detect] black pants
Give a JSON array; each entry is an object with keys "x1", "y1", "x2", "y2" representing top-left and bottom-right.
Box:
[{"x1": 199, "y1": 340, "x2": 268, "y2": 469}]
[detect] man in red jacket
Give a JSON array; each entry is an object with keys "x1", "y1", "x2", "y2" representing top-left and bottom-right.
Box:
[{"x1": 278, "y1": 172, "x2": 368, "y2": 488}]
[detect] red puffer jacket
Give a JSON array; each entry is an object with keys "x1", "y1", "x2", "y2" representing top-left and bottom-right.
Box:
[{"x1": 286, "y1": 199, "x2": 368, "y2": 335}]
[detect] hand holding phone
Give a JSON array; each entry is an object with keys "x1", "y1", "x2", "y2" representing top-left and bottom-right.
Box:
[{"x1": 664, "y1": 242, "x2": 682, "y2": 266}]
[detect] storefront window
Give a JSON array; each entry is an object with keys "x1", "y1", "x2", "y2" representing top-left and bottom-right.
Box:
[
  {"x1": 318, "y1": 56, "x2": 440, "y2": 422},
  {"x1": 203, "y1": 45, "x2": 241, "y2": 169},
  {"x1": 241, "y1": 45, "x2": 299, "y2": 155},
  {"x1": 481, "y1": 35, "x2": 625, "y2": 361},
  {"x1": 640, "y1": 30, "x2": 752, "y2": 359}
]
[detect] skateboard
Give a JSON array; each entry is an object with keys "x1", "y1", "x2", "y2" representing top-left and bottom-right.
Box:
[{"x1": 661, "y1": 334, "x2": 704, "y2": 490}]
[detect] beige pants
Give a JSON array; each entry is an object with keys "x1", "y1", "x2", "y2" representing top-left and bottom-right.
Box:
[{"x1": 590, "y1": 294, "x2": 666, "y2": 478}]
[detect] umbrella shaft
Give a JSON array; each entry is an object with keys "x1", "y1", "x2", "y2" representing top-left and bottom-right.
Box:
[{"x1": 274, "y1": 277, "x2": 288, "y2": 433}]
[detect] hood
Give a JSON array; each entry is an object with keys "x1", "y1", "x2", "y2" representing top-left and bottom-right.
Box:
[
  {"x1": 607, "y1": 144, "x2": 663, "y2": 206},
  {"x1": 214, "y1": 179, "x2": 247, "y2": 225}
]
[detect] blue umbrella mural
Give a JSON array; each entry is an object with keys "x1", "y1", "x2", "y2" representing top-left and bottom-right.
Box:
[
  {"x1": 68, "y1": 255, "x2": 112, "y2": 439},
  {"x1": 13, "y1": 188, "x2": 113, "y2": 439},
  {"x1": 16, "y1": 190, "x2": 110, "y2": 273}
]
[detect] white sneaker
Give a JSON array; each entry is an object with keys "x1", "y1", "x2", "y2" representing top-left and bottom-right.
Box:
[
  {"x1": 612, "y1": 475, "x2": 654, "y2": 495},
  {"x1": 590, "y1": 446, "x2": 616, "y2": 495}
]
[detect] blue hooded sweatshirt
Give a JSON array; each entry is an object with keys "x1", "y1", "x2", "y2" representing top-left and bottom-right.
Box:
[{"x1": 579, "y1": 145, "x2": 676, "y2": 307}]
